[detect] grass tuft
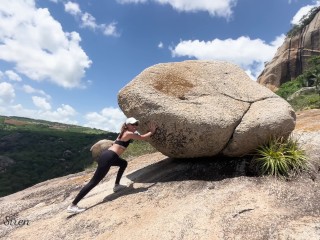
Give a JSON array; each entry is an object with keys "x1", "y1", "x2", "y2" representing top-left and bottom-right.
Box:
[{"x1": 252, "y1": 136, "x2": 309, "y2": 178}]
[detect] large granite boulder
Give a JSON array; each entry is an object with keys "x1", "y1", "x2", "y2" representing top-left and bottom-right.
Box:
[{"x1": 118, "y1": 60, "x2": 296, "y2": 158}]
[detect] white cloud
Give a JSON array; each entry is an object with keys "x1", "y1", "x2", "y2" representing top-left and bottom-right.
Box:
[
  {"x1": 36, "y1": 104, "x2": 77, "y2": 124},
  {"x1": 102, "y1": 22, "x2": 120, "y2": 37},
  {"x1": 117, "y1": 0, "x2": 237, "y2": 18},
  {"x1": 81, "y1": 12, "x2": 97, "y2": 29},
  {"x1": 0, "y1": 82, "x2": 15, "y2": 104},
  {"x1": 291, "y1": 6, "x2": 314, "y2": 25},
  {"x1": 171, "y1": 34, "x2": 285, "y2": 80},
  {"x1": 0, "y1": 101, "x2": 124, "y2": 131},
  {"x1": 32, "y1": 96, "x2": 52, "y2": 110},
  {"x1": 158, "y1": 41, "x2": 164, "y2": 48},
  {"x1": 7, "y1": 104, "x2": 36, "y2": 117},
  {"x1": 270, "y1": 34, "x2": 286, "y2": 47},
  {"x1": 84, "y1": 107, "x2": 126, "y2": 132},
  {"x1": 291, "y1": 1, "x2": 320, "y2": 25},
  {"x1": 22, "y1": 85, "x2": 51, "y2": 99},
  {"x1": 64, "y1": 1, "x2": 81, "y2": 16},
  {"x1": 117, "y1": 0, "x2": 147, "y2": 3},
  {"x1": 5, "y1": 70, "x2": 22, "y2": 82},
  {"x1": 0, "y1": 0, "x2": 92, "y2": 88},
  {"x1": 1, "y1": 103, "x2": 78, "y2": 125},
  {"x1": 64, "y1": 1, "x2": 120, "y2": 37}
]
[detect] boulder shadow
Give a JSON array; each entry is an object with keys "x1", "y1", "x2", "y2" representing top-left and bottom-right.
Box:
[
  {"x1": 126, "y1": 155, "x2": 255, "y2": 184},
  {"x1": 66, "y1": 156, "x2": 255, "y2": 218},
  {"x1": 77, "y1": 184, "x2": 156, "y2": 215}
]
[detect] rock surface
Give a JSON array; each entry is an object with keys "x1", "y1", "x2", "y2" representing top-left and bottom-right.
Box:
[
  {"x1": 293, "y1": 109, "x2": 320, "y2": 172},
  {"x1": 118, "y1": 60, "x2": 296, "y2": 158},
  {"x1": 1, "y1": 155, "x2": 319, "y2": 240},
  {"x1": 0, "y1": 110, "x2": 319, "y2": 240},
  {"x1": 257, "y1": 9, "x2": 320, "y2": 91}
]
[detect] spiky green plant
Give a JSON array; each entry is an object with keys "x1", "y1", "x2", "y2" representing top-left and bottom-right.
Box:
[
  {"x1": 285, "y1": 137, "x2": 309, "y2": 174},
  {"x1": 252, "y1": 136, "x2": 309, "y2": 178}
]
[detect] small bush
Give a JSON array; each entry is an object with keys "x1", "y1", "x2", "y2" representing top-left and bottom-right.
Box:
[
  {"x1": 288, "y1": 93, "x2": 320, "y2": 111},
  {"x1": 252, "y1": 136, "x2": 309, "y2": 178},
  {"x1": 275, "y1": 77, "x2": 305, "y2": 99}
]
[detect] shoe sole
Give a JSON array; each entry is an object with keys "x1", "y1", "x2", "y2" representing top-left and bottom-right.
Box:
[
  {"x1": 127, "y1": 181, "x2": 134, "y2": 187},
  {"x1": 67, "y1": 209, "x2": 86, "y2": 213},
  {"x1": 67, "y1": 210, "x2": 85, "y2": 214}
]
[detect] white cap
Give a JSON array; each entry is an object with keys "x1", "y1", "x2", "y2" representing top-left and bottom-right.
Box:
[{"x1": 125, "y1": 117, "x2": 139, "y2": 125}]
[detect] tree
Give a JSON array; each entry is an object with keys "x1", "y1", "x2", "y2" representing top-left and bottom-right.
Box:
[{"x1": 287, "y1": 7, "x2": 320, "y2": 37}]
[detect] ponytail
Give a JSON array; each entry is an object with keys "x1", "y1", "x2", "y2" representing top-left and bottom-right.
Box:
[{"x1": 118, "y1": 123, "x2": 128, "y2": 139}]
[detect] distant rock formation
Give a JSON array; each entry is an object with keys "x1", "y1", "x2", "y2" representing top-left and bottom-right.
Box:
[
  {"x1": 257, "y1": 9, "x2": 320, "y2": 91},
  {"x1": 118, "y1": 60, "x2": 296, "y2": 158}
]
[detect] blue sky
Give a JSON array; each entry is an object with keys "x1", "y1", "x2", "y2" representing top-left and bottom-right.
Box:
[{"x1": 0, "y1": 0, "x2": 319, "y2": 132}]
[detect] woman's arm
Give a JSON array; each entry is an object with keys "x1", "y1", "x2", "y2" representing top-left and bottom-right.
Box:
[{"x1": 125, "y1": 122, "x2": 157, "y2": 141}]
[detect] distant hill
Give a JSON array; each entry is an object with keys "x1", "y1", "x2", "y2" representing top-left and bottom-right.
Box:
[
  {"x1": 0, "y1": 115, "x2": 118, "y2": 197},
  {"x1": 0, "y1": 115, "x2": 108, "y2": 134}
]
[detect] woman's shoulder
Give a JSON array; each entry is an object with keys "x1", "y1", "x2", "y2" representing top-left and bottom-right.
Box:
[
  {"x1": 121, "y1": 131, "x2": 134, "y2": 139},
  {"x1": 122, "y1": 131, "x2": 140, "y2": 140}
]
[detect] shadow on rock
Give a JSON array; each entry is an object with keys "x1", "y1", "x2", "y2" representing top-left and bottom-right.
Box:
[
  {"x1": 127, "y1": 155, "x2": 255, "y2": 183},
  {"x1": 101, "y1": 185, "x2": 152, "y2": 203},
  {"x1": 68, "y1": 185, "x2": 156, "y2": 217}
]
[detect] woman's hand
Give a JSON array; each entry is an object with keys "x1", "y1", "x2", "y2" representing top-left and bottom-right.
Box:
[{"x1": 148, "y1": 121, "x2": 157, "y2": 134}]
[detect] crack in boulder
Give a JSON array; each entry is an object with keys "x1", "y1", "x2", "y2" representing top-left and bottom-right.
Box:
[{"x1": 119, "y1": 60, "x2": 296, "y2": 158}]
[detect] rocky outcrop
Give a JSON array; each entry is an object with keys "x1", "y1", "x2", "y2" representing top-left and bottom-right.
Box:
[
  {"x1": 257, "y1": 9, "x2": 320, "y2": 91},
  {"x1": 1, "y1": 110, "x2": 319, "y2": 240},
  {"x1": 0, "y1": 150, "x2": 319, "y2": 240},
  {"x1": 118, "y1": 60, "x2": 296, "y2": 158}
]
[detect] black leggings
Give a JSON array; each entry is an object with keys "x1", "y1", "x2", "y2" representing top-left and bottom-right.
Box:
[{"x1": 72, "y1": 150, "x2": 128, "y2": 205}]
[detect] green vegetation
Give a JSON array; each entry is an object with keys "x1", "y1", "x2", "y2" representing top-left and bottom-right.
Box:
[
  {"x1": 252, "y1": 136, "x2": 309, "y2": 178},
  {"x1": 276, "y1": 56, "x2": 320, "y2": 111},
  {"x1": 275, "y1": 77, "x2": 304, "y2": 100},
  {"x1": 0, "y1": 115, "x2": 107, "y2": 134},
  {"x1": 306, "y1": 56, "x2": 320, "y2": 94},
  {"x1": 0, "y1": 116, "x2": 115, "y2": 197},
  {"x1": 288, "y1": 93, "x2": 320, "y2": 111},
  {"x1": 268, "y1": 56, "x2": 320, "y2": 178},
  {"x1": 287, "y1": 6, "x2": 320, "y2": 37},
  {"x1": 122, "y1": 140, "x2": 157, "y2": 160},
  {"x1": 0, "y1": 115, "x2": 157, "y2": 197}
]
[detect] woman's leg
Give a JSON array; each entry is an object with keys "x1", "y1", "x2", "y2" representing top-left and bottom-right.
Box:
[
  {"x1": 113, "y1": 157, "x2": 128, "y2": 185},
  {"x1": 72, "y1": 151, "x2": 113, "y2": 205}
]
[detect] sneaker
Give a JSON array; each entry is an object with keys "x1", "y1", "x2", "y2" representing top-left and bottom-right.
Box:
[
  {"x1": 67, "y1": 204, "x2": 86, "y2": 213},
  {"x1": 113, "y1": 184, "x2": 127, "y2": 193},
  {"x1": 126, "y1": 180, "x2": 134, "y2": 187}
]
